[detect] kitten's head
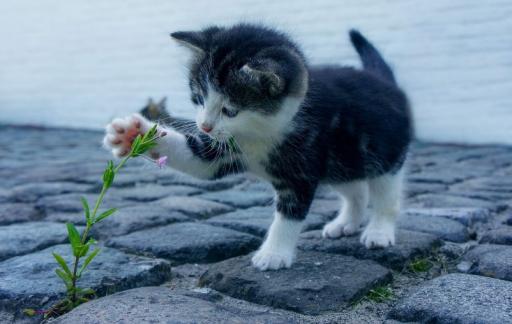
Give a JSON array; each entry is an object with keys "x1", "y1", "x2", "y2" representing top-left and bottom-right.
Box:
[{"x1": 171, "y1": 24, "x2": 308, "y2": 141}]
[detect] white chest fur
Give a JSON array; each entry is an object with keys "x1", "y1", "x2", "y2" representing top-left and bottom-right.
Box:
[{"x1": 236, "y1": 137, "x2": 274, "y2": 179}]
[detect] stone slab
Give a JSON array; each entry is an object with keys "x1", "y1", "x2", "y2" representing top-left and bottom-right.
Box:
[
  {"x1": 157, "y1": 172, "x2": 245, "y2": 190},
  {"x1": 398, "y1": 212, "x2": 469, "y2": 242},
  {"x1": 408, "y1": 193, "x2": 507, "y2": 211},
  {"x1": 90, "y1": 205, "x2": 190, "y2": 239},
  {"x1": 389, "y1": 274, "x2": 512, "y2": 323},
  {"x1": 298, "y1": 229, "x2": 441, "y2": 270},
  {"x1": 155, "y1": 196, "x2": 234, "y2": 219},
  {"x1": 107, "y1": 222, "x2": 261, "y2": 265},
  {"x1": 109, "y1": 184, "x2": 202, "y2": 202},
  {"x1": 406, "y1": 207, "x2": 492, "y2": 226},
  {"x1": 199, "y1": 189, "x2": 274, "y2": 208},
  {"x1": 405, "y1": 181, "x2": 447, "y2": 198},
  {"x1": 199, "y1": 251, "x2": 392, "y2": 315},
  {"x1": 460, "y1": 244, "x2": 512, "y2": 281},
  {"x1": 480, "y1": 227, "x2": 512, "y2": 245},
  {"x1": 36, "y1": 193, "x2": 127, "y2": 213},
  {"x1": 9, "y1": 182, "x2": 93, "y2": 203},
  {"x1": 52, "y1": 287, "x2": 298, "y2": 324},
  {"x1": 0, "y1": 203, "x2": 41, "y2": 225},
  {"x1": 0, "y1": 245, "x2": 171, "y2": 319},
  {"x1": 206, "y1": 206, "x2": 331, "y2": 237},
  {"x1": 0, "y1": 222, "x2": 76, "y2": 261}
]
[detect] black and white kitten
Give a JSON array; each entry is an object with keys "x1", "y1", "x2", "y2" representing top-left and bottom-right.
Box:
[{"x1": 104, "y1": 24, "x2": 412, "y2": 271}]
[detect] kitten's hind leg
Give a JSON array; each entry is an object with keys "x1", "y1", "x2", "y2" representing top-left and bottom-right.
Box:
[
  {"x1": 361, "y1": 169, "x2": 403, "y2": 248},
  {"x1": 322, "y1": 180, "x2": 369, "y2": 238}
]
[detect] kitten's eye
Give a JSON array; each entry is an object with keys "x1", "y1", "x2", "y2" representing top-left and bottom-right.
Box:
[
  {"x1": 221, "y1": 107, "x2": 239, "y2": 118},
  {"x1": 192, "y1": 94, "x2": 204, "y2": 106}
]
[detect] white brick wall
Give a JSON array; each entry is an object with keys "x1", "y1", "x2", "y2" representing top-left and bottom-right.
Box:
[{"x1": 0, "y1": 0, "x2": 511, "y2": 144}]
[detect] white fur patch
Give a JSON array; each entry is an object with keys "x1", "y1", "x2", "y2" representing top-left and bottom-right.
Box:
[
  {"x1": 252, "y1": 212, "x2": 303, "y2": 271},
  {"x1": 230, "y1": 97, "x2": 302, "y2": 178},
  {"x1": 154, "y1": 127, "x2": 230, "y2": 179},
  {"x1": 323, "y1": 180, "x2": 369, "y2": 238},
  {"x1": 360, "y1": 170, "x2": 403, "y2": 248}
]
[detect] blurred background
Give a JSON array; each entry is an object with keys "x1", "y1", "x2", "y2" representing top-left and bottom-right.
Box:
[{"x1": 0, "y1": 0, "x2": 511, "y2": 144}]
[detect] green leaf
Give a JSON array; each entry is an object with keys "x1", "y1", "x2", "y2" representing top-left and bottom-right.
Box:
[
  {"x1": 130, "y1": 135, "x2": 142, "y2": 156},
  {"x1": 94, "y1": 208, "x2": 117, "y2": 224},
  {"x1": 137, "y1": 141, "x2": 157, "y2": 155},
  {"x1": 131, "y1": 125, "x2": 159, "y2": 156},
  {"x1": 80, "y1": 197, "x2": 91, "y2": 225},
  {"x1": 23, "y1": 309, "x2": 37, "y2": 317},
  {"x1": 80, "y1": 287, "x2": 96, "y2": 296},
  {"x1": 143, "y1": 124, "x2": 158, "y2": 141},
  {"x1": 78, "y1": 248, "x2": 100, "y2": 277},
  {"x1": 52, "y1": 252, "x2": 72, "y2": 277},
  {"x1": 77, "y1": 244, "x2": 89, "y2": 258},
  {"x1": 102, "y1": 161, "x2": 115, "y2": 188},
  {"x1": 66, "y1": 223, "x2": 81, "y2": 256},
  {"x1": 55, "y1": 269, "x2": 72, "y2": 289},
  {"x1": 77, "y1": 297, "x2": 89, "y2": 305}
]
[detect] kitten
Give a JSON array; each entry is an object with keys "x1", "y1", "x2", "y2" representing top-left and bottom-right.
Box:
[{"x1": 103, "y1": 24, "x2": 412, "y2": 271}]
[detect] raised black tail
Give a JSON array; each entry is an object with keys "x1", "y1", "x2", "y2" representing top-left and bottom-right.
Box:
[{"x1": 349, "y1": 29, "x2": 396, "y2": 85}]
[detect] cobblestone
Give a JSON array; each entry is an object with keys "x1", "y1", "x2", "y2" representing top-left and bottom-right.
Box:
[
  {"x1": 154, "y1": 196, "x2": 235, "y2": 218},
  {"x1": 459, "y1": 244, "x2": 512, "y2": 281},
  {"x1": 108, "y1": 184, "x2": 202, "y2": 202},
  {"x1": 389, "y1": 274, "x2": 512, "y2": 323},
  {"x1": 1, "y1": 125, "x2": 511, "y2": 323},
  {"x1": 53, "y1": 287, "x2": 299, "y2": 324},
  {"x1": 298, "y1": 229, "x2": 441, "y2": 270},
  {"x1": 0, "y1": 222, "x2": 79, "y2": 261},
  {"x1": 0, "y1": 203, "x2": 41, "y2": 225},
  {"x1": 479, "y1": 227, "x2": 512, "y2": 245},
  {"x1": 0, "y1": 244, "x2": 171, "y2": 320},
  {"x1": 206, "y1": 206, "x2": 332, "y2": 237},
  {"x1": 199, "y1": 251, "x2": 392, "y2": 315},
  {"x1": 107, "y1": 222, "x2": 261, "y2": 265},
  {"x1": 398, "y1": 211, "x2": 470, "y2": 242}
]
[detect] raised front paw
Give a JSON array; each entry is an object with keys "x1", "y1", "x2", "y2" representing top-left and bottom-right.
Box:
[
  {"x1": 251, "y1": 247, "x2": 294, "y2": 271},
  {"x1": 103, "y1": 114, "x2": 152, "y2": 157}
]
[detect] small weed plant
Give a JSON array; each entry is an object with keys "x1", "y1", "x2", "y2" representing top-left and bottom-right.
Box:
[{"x1": 25, "y1": 125, "x2": 166, "y2": 318}]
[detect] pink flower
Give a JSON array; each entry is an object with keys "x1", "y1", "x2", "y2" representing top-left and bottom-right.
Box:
[{"x1": 156, "y1": 156, "x2": 168, "y2": 168}]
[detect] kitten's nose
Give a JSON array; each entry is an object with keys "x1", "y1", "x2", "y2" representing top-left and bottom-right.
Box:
[{"x1": 201, "y1": 123, "x2": 213, "y2": 133}]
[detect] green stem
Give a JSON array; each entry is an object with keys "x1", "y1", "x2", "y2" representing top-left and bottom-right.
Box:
[
  {"x1": 90, "y1": 185, "x2": 108, "y2": 225},
  {"x1": 69, "y1": 154, "x2": 131, "y2": 304},
  {"x1": 114, "y1": 155, "x2": 131, "y2": 174},
  {"x1": 50, "y1": 130, "x2": 161, "y2": 316}
]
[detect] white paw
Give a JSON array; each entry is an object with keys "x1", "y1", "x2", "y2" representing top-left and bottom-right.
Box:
[
  {"x1": 251, "y1": 246, "x2": 294, "y2": 271},
  {"x1": 103, "y1": 114, "x2": 153, "y2": 157},
  {"x1": 322, "y1": 219, "x2": 360, "y2": 239},
  {"x1": 360, "y1": 224, "x2": 395, "y2": 249}
]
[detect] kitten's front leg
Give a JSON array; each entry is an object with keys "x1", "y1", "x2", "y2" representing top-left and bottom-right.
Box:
[
  {"x1": 103, "y1": 114, "x2": 230, "y2": 179},
  {"x1": 252, "y1": 186, "x2": 315, "y2": 271}
]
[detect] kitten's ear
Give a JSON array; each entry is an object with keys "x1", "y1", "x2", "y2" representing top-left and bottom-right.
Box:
[
  {"x1": 241, "y1": 64, "x2": 285, "y2": 97},
  {"x1": 170, "y1": 31, "x2": 206, "y2": 54},
  {"x1": 158, "y1": 97, "x2": 167, "y2": 108},
  {"x1": 147, "y1": 97, "x2": 154, "y2": 105}
]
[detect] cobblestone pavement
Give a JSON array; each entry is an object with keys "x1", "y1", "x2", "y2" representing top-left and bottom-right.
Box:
[{"x1": 1, "y1": 124, "x2": 512, "y2": 323}]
